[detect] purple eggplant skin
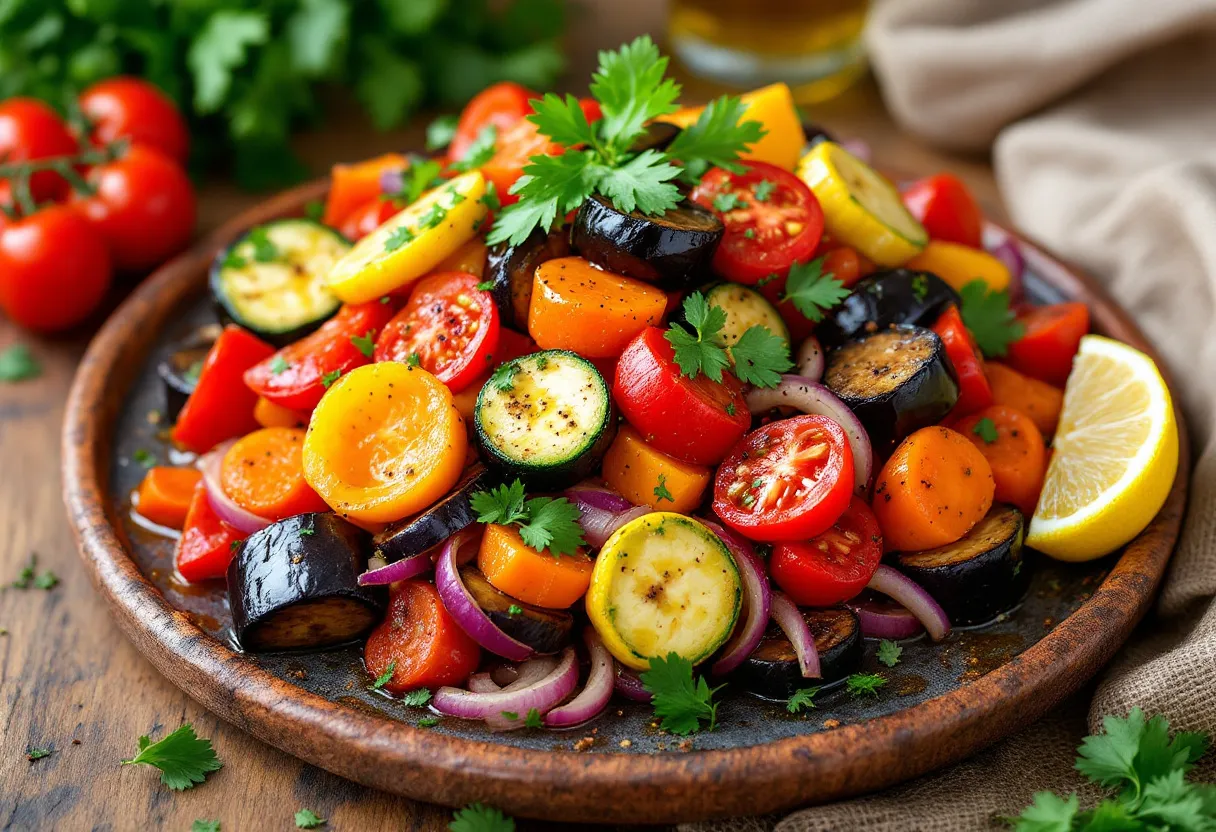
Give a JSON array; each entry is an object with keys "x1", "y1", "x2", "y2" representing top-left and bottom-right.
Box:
[
  {"x1": 227, "y1": 513, "x2": 385, "y2": 653},
  {"x1": 571, "y1": 195, "x2": 724, "y2": 290},
  {"x1": 896, "y1": 504, "x2": 1029, "y2": 627},
  {"x1": 459, "y1": 565, "x2": 573, "y2": 654},
  {"x1": 158, "y1": 326, "x2": 218, "y2": 422},
  {"x1": 816, "y1": 269, "x2": 961, "y2": 349},
  {"x1": 824, "y1": 324, "x2": 959, "y2": 458},
  {"x1": 485, "y1": 228, "x2": 571, "y2": 330},
  {"x1": 373, "y1": 465, "x2": 491, "y2": 564},
  {"x1": 735, "y1": 607, "x2": 863, "y2": 701}
]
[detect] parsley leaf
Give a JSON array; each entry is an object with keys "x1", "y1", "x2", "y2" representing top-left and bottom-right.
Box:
[
  {"x1": 121, "y1": 724, "x2": 222, "y2": 790},
  {"x1": 406, "y1": 352, "x2": 422, "y2": 367},
  {"x1": 1015, "y1": 791, "x2": 1078, "y2": 832},
  {"x1": 846, "y1": 673, "x2": 887, "y2": 697},
  {"x1": 877, "y1": 640, "x2": 902, "y2": 667},
  {"x1": 667, "y1": 94, "x2": 766, "y2": 182},
  {"x1": 488, "y1": 362, "x2": 520, "y2": 391},
  {"x1": 369, "y1": 660, "x2": 396, "y2": 691},
  {"x1": 294, "y1": 808, "x2": 326, "y2": 829},
  {"x1": 524, "y1": 708, "x2": 543, "y2": 729},
  {"x1": 471, "y1": 481, "x2": 529, "y2": 526},
  {"x1": 0, "y1": 343, "x2": 40, "y2": 382},
  {"x1": 133, "y1": 448, "x2": 157, "y2": 468},
  {"x1": 387, "y1": 159, "x2": 445, "y2": 207},
  {"x1": 401, "y1": 688, "x2": 432, "y2": 708},
  {"x1": 384, "y1": 225, "x2": 416, "y2": 253},
  {"x1": 517, "y1": 497, "x2": 585, "y2": 557},
  {"x1": 782, "y1": 257, "x2": 850, "y2": 323},
  {"x1": 479, "y1": 181, "x2": 502, "y2": 213},
  {"x1": 597, "y1": 149, "x2": 682, "y2": 214},
  {"x1": 665, "y1": 292, "x2": 730, "y2": 383},
  {"x1": 426, "y1": 114, "x2": 459, "y2": 151},
  {"x1": 725, "y1": 402, "x2": 737, "y2": 416},
  {"x1": 712, "y1": 192, "x2": 747, "y2": 212},
  {"x1": 449, "y1": 124, "x2": 498, "y2": 173},
  {"x1": 26, "y1": 747, "x2": 53, "y2": 761},
  {"x1": 1077, "y1": 708, "x2": 1208, "y2": 801},
  {"x1": 248, "y1": 226, "x2": 278, "y2": 262},
  {"x1": 786, "y1": 687, "x2": 819, "y2": 714},
  {"x1": 450, "y1": 803, "x2": 515, "y2": 832},
  {"x1": 12, "y1": 554, "x2": 55, "y2": 591},
  {"x1": 320, "y1": 369, "x2": 342, "y2": 388},
  {"x1": 507, "y1": 604, "x2": 523, "y2": 615},
  {"x1": 349, "y1": 330, "x2": 376, "y2": 359},
  {"x1": 417, "y1": 716, "x2": 440, "y2": 728},
  {"x1": 527, "y1": 92, "x2": 599, "y2": 149},
  {"x1": 753, "y1": 179, "x2": 776, "y2": 201},
  {"x1": 640, "y1": 653, "x2": 723, "y2": 736},
  {"x1": 487, "y1": 151, "x2": 599, "y2": 246},
  {"x1": 654, "y1": 474, "x2": 674, "y2": 503},
  {"x1": 192, "y1": 821, "x2": 221, "y2": 832},
  {"x1": 911, "y1": 274, "x2": 929, "y2": 302},
  {"x1": 588, "y1": 35, "x2": 680, "y2": 149},
  {"x1": 730, "y1": 325, "x2": 793, "y2": 388},
  {"x1": 476, "y1": 280, "x2": 495, "y2": 291},
  {"x1": 972, "y1": 417, "x2": 999, "y2": 444},
  {"x1": 959, "y1": 280, "x2": 1024, "y2": 357}
]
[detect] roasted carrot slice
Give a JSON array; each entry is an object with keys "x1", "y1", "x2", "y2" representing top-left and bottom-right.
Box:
[
  {"x1": 134, "y1": 466, "x2": 203, "y2": 530},
  {"x1": 873, "y1": 426, "x2": 995, "y2": 551},
  {"x1": 302, "y1": 362, "x2": 466, "y2": 524},
  {"x1": 477, "y1": 523, "x2": 593, "y2": 609},
  {"x1": 363, "y1": 580, "x2": 481, "y2": 692},
  {"x1": 953, "y1": 405, "x2": 1048, "y2": 516},
  {"x1": 985, "y1": 362, "x2": 1063, "y2": 437},
  {"x1": 220, "y1": 427, "x2": 329, "y2": 521},
  {"x1": 602, "y1": 424, "x2": 710, "y2": 513},
  {"x1": 528, "y1": 256, "x2": 666, "y2": 358},
  {"x1": 253, "y1": 396, "x2": 308, "y2": 429}
]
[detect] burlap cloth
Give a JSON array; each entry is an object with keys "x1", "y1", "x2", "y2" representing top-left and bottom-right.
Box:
[{"x1": 683, "y1": 2, "x2": 1216, "y2": 829}]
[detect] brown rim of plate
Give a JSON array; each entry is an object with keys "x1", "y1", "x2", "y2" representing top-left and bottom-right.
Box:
[{"x1": 62, "y1": 178, "x2": 1191, "y2": 824}]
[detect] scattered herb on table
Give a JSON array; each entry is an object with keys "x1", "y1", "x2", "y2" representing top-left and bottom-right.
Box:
[
  {"x1": 786, "y1": 687, "x2": 819, "y2": 714},
  {"x1": 450, "y1": 802, "x2": 516, "y2": 832},
  {"x1": 192, "y1": 821, "x2": 221, "y2": 832},
  {"x1": 877, "y1": 640, "x2": 903, "y2": 668},
  {"x1": 121, "y1": 723, "x2": 221, "y2": 790},
  {"x1": 294, "y1": 808, "x2": 326, "y2": 829},
  {"x1": 26, "y1": 747, "x2": 53, "y2": 761},
  {"x1": 641, "y1": 653, "x2": 724, "y2": 736},
  {"x1": 0, "y1": 344, "x2": 40, "y2": 382},
  {"x1": 471, "y1": 479, "x2": 586, "y2": 557},
  {"x1": 11, "y1": 554, "x2": 56, "y2": 591}
]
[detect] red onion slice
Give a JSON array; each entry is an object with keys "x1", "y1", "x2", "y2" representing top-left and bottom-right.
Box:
[
  {"x1": 840, "y1": 138, "x2": 873, "y2": 163},
  {"x1": 435, "y1": 531, "x2": 534, "y2": 661},
  {"x1": 985, "y1": 229, "x2": 1026, "y2": 302},
  {"x1": 797, "y1": 336, "x2": 825, "y2": 382},
  {"x1": 198, "y1": 441, "x2": 270, "y2": 535},
  {"x1": 614, "y1": 666, "x2": 652, "y2": 702},
  {"x1": 565, "y1": 486, "x2": 651, "y2": 549},
  {"x1": 565, "y1": 483, "x2": 634, "y2": 513},
  {"x1": 357, "y1": 550, "x2": 432, "y2": 585},
  {"x1": 433, "y1": 646, "x2": 578, "y2": 721},
  {"x1": 378, "y1": 167, "x2": 405, "y2": 196},
  {"x1": 746, "y1": 375, "x2": 874, "y2": 494},
  {"x1": 544, "y1": 629, "x2": 615, "y2": 728},
  {"x1": 847, "y1": 593, "x2": 925, "y2": 640},
  {"x1": 701, "y1": 520, "x2": 772, "y2": 676},
  {"x1": 468, "y1": 673, "x2": 500, "y2": 693},
  {"x1": 770, "y1": 592, "x2": 820, "y2": 678},
  {"x1": 867, "y1": 565, "x2": 951, "y2": 641}
]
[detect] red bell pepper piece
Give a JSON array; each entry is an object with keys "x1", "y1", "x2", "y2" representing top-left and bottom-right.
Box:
[
  {"x1": 902, "y1": 173, "x2": 983, "y2": 249},
  {"x1": 933, "y1": 304, "x2": 993, "y2": 417},
  {"x1": 1005, "y1": 302, "x2": 1090, "y2": 387},
  {"x1": 322, "y1": 153, "x2": 408, "y2": 230},
  {"x1": 175, "y1": 484, "x2": 243, "y2": 583},
  {"x1": 171, "y1": 325, "x2": 275, "y2": 454}
]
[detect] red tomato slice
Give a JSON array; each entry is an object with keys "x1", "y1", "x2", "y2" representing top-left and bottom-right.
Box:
[
  {"x1": 244, "y1": 300, "x2": 396, "y2": 412},
  {"x1": 449, "y1": 82, "x2": 537, "y2": 162},
  {"x1": 933, "y1": 304, "x2": 993, "y2": 417},
  {"x1": 374, "y1": 272, "x2": 500, "y2": 393},
  {"x1": 171, "y1": 325, "x2": 275, "y2": 453},
  {"x1": 768, "y1": 497, "x2": 883, "y2": 606},
  {"x1": 614, "y1": 327, "x2": 750, "y2": 466},
  {"x1": 901, "y1": 173, "x2": 982, "y2": 249},
  {"x1": 1004, "y1": 302, "x2": 1090, "y2": 387},
  {"x1": 690, "y1": 161, "x2": 824, "y2": 285},
  {"x1": 175, "y1": 484, "x2": 243, "y2": 583},
  {"x1": 713, "y1": 415, "x2": 854, "y2": 543}
]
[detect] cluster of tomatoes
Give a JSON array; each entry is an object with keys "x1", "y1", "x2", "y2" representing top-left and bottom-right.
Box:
[{"x1": 0, "y1": 78, "x2": 196, "y2": 333}]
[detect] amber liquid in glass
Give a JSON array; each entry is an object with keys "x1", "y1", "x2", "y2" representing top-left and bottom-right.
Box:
[{"x1": 668, "y1": 0, "x2": 870, "y2": 102}]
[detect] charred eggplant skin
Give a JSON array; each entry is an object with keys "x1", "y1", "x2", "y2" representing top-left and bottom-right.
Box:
[
  {"x1": 896, "y1": 504, "x2": 1029, "y2": 627},
  {"x1": 158, "y1": 325, "x2": 220, "y2": 422},
  {"x1": 735, "y1": 607, "x2": 863, "y2": 700},
  {"x1": 825, "y1": 324, "x2": 959, "y2": 456},
  {"x1": 485, "y1": 228, "x2": 571, "y2": 330},
  {"x1": 816, "y1": 269, "x2": 961, "y2": 348},
  {"x1": 459, "y1": 565, "x2": 573, "y2": 654},
  {"x1": 571, "y1": 195, "x2": 724, "y2": 289},
  {"x1": 373, "y1": 465, "x2": 491, "y2": 563},
  {"x1": 227, "y1": 513, "x2": 385, "y2": 652}
]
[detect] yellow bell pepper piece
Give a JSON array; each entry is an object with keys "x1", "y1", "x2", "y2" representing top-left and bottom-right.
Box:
[
  {"x1": 904, "y1": 240, "x2": 1012, "y2": 293},
  {"x1": 665, "y1": 83, "x2": 804, "y2": 171}
]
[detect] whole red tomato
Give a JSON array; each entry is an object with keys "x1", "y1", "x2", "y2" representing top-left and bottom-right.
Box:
[
  {"x1": 72, "y1": 145, "x2": 196, "y2": 272},
  {"x1": 0, "y1": 98, "x2": 77, "y2": 202},
  {"x1": 79, "y1": 77, "x2": 189, "y2": 164},
  {"x1": 0, "y1": 204, "x2": 112, "y2": 332}
]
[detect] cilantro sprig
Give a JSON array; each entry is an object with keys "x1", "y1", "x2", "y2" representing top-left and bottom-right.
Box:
[
  {"x1": 786, "y1": 687, "x2": 819, "y2": 714},
  {"x1": 121, "y1": 723, "x2": 222, "y2": 791},
  {"x1": 470, "y1": 480, "x2": 586, "y2": 557},
  {"x1": 641, "y1": 653, "x2": 724, "y2": 735},
  {"x1": 665, "y1": 293, "x2": 791, "y2": 387},
  {"x1": 450, "y1": 803, "x2": 515, "y2": 832},
  {"x1": 959, "y1": 279, "x2": 1024, "y2": 357},
  {"x1": 487, "y1": 36, "x2": 764, "y2": 246},
  {"x1": 782, "y1": 256, "x2": 850, "y2": 323}
]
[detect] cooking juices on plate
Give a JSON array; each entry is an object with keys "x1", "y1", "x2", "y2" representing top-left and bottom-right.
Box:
[{"x1": 133, "y1": 37, "x2": 1179, "y2": 735}]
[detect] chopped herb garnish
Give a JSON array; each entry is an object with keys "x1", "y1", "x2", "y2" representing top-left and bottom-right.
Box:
[
  {"x1": 725, "y1": 402, "x2": 737, "y2": 416},
  {"x1": 0, "y1": 343, "x2": 40, "y2": 382},
  {"x1": 488, "y1": 362, "x2": 519, "y2": 391},
  {"x1": 248, "y1": 226, "x2": 279, "y2": 262},
  {"x1": 500, "y1": 711, "x2": 519, "y2": 721},
  {"x1": 470, "y1": 479, "x2": 586, "y2": 557},
  {"x1": 753, "y1": 179, "x2": 776, "y2": 201},
  {"x1": 450, "y1": 803, "x2": 515, "y2": 832},
  {"x1": 121, "y1": 723, "x2": 222, "y2": 790},
  {"x1": 321, "y1": 369, "x2": 342, "y2": 388},
  {"x1": 270, "y1": 356, "x2": 290, "y2": 375},
  {"x1": 972, "y1": 417, "x2": 1000, "y2": 444},
  {"x1": 417, "y1": 201, "x2": 448, "y2": 230},
  {"x1": 417, "y1": 716, "x2": 440, "y2": 728},
  {"x1": 640, "y1": 653, "x2": 723, "y2": 735},
  {"x1": 12, "y1": 554, "x2": 56, "y2": 591},
  {"x1": 304, "y1": 200, "x2": 324, "y2": 222},
  {"x1": 383, "y1": 225, "x2": 416, "y2": 253},
  {"x1": 653, "y1": 474, "x2": 675, "y2": 503},
  {"x1": 782, "y1": 256, "x2": 849, "y2": 322},
  {"x1": 476, "y1": 280, "x2": 495, "y2": 291},
  {"x1": 350, "y1": 330, "x2": 376, "y2": 359},
  {"x1": 33, "y1": 571, "x2": 58, "y2": 590},
  {"x1": 132, "y1": 448, "x2": 156, "y2": 468},
  {"x1": 479, "y1": 181, "x2": 501, "y2": 213},
  {"x1": 959, "y1": 279, "x2": 1024, "y2": 357},
  {"x1": 26, "y1": 747, "x2": 53, "y2": 761},
  {"x1": 846, "y1": 673, "x2": 887, "y2": 697},
  {"x1": 380, "y1": 296, "x2": 392, "y2": 305},
  {"x1": 369, "y1": 660, "x2": 396, "y2": 691},
  {"x1": 386, "y1": 159, "x2": 445, "y2": 206},
  {"x1": 294, "y1": 809, "x2": 326, "y2": 829},
  {"x1": 406, "y1": 352, "x2": 422, "y2": 367},
  {"x1": 743, "y1": 228, "x2": 756, "y2": 240},
  {"x1": 712, "y1": 192, "x2": 747, "y2": 212},
  {"x1": 448, "y1": 124, "x2": 498, "y2": 173},
  {"x1": 298, "y1": 528, "x2": 315, "y2": 537},
  {"x1": 786, "y1": 687, "x2": 819, "y2": 714},
  {"x1": 524, "y1": 708, "x2": 543, "y2": 729},
  {"x1": 192, "y1": 820, "x2": 221, "y2": 832},
  {"x1": 910, "y1": 274, "x2": 929, "y2": 302},
  {"x1": 183, "y1": 360, "x2": 204, "y2": 385},
  {"x1": 426, "y1": 114, "x2": 459, "y2": 152},
  {"x1": 877, "y1": 640, "x2": 903, "y2": 667},
  {"x1": 507, "y1": 604, "x2": 523, "y2": 615},
  {"x1": 401, "y1": 688, "x2": 432, "y2": 707}
]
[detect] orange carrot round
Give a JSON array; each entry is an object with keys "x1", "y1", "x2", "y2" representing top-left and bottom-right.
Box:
[
  {"x1": 220, "y1": 427, "x2": 329, "y2": 521},
  {"x1": 253, "y1": 396, "x2": 308, "y2": 429},
  {"x1": 985, "y1": 362, "x2": 1063, "y2": 437},
  {"x1": 477, "y1": 523, "x2": 593, "y2": 609},
  {"x1": 953, "y1": 405, "x2": 1048, "y2": 517},
  {"x1": 873, "y1": 426, "x2": 995, "y2": 551},
  {"x1": 134, "y1": 466, "x2": 203, "y2": 530}
]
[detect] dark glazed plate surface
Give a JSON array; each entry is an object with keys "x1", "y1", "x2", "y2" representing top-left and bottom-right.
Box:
[{"x1": 64, "y1": 179, "x2": 1190, "y2": 824}]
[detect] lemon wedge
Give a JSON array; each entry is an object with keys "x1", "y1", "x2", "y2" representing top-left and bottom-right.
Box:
[{"x1": 1027, "y1": 335, "x2": 1178, "y2": 561}]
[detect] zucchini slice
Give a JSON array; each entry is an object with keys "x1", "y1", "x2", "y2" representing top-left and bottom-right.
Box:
[
  {"x1": 474, "y1": 350, "x2": 615, "y2": 490},
  {"x1": 211, "y1": 219, "x2": 348, "y2": 345},
  {"x1": 735, "y1": 607, "x2": 862, "y2": 700},
  {"x1": 694, "y1": 282, "x2": 790, "y2": 348},
  {"x1": 896, "y1": 503, "x2": 1028, "y2": 626},
  {"x1": 586, "y1": 513, "x2": 741, "y2": 670}
]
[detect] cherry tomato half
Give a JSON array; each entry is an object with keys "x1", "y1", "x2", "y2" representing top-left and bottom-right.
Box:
[
  {"x1": 713, "y1": 415, "x2": 854, "y2": 543},
  {"x1": 0, "y1": 204, "x2": 112, "y2": 333},
  {"x1": 374, "y1": 272, "x2": 500, "y2": 393},
  {"x1": 614, "y1": 327, "x2": 750, "y2": 466},
  {"x1": 933, "y1": 304, "x2": 993, "y2": 417},
  {"x1": 902, "y1": 173, "x2": 983, "y2": 249},
  {"x1": 244, "y1": 300, "x2": 397, "y2": 412},
  {"x1": 78, "y1": 77, "x2": 189, "y2": 164},
  {"x1": 768, "y1": 497, "x2": 883, "y2": 606},
  {"x1": 1004, "y1": 302, "x2": 1090, "y2": 387},
  {"x1": 449, "y1": 81, "x2": 536, "y2": 162},
  {"x1": 690, "y1": 161, "x2": 824, "y2": 285},
  {"x1": 0, "y1": 98, "x2": 77, "y2": 202}
]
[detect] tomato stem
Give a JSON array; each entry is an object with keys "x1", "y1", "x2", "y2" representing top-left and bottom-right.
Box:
[{"x1": 0, "y1": 138, "x2": 127, "y2": 185}]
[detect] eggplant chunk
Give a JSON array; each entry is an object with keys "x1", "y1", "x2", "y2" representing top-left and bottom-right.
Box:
[
  {"x1": 227, "y1": 513, "x2": 385, "y2": 652},
  {"x1": 373, "y1": 465, "x2": 490, "y2": 563},
  {"x1": 736, "y1": 607, "x2": 863, "y2": 700},
  {"x1": 816, "y1": 269, "x2": 961, "y2": 348},
  {"x1": 896, "y1": 504, "x2": 1028, "y2": 626},
  {"x1": 485, "y1": 228, "x2": 571, "y2": 330},
  {"x1": 825, "y1": 324, "x2": 959, "y2": 456},
  {"x1": 571, "y1": 195, "x2": 723, "y2": 289},
  {"x1": 157, "y1": 324, "x2": 221, "y2": 422},
  {"x1": 459, "y1": 565, "x2": 572, "y2": 654}
]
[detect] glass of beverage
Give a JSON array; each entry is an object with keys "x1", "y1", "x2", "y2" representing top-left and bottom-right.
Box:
[{"x1": 667, "y1": 0, "x2": 870, "y2": 103}]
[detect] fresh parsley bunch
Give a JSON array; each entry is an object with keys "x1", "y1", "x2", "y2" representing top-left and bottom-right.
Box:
[
  {"x1": 666, "y1": 292, "x2": 793, "y2": 388},
  {"x1": 487, "y1": 35, "x2": 766, "y2": 246}
]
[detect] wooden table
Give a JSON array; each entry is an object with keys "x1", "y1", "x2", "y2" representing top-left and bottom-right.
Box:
[{"x1": 0, "y1": 26, "x2": 1002, "y2": 832}]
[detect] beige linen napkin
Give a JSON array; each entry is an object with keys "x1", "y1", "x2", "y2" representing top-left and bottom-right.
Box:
[{"x1": 685, "y1": 1, "x2": 1216, "y2": 829}]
